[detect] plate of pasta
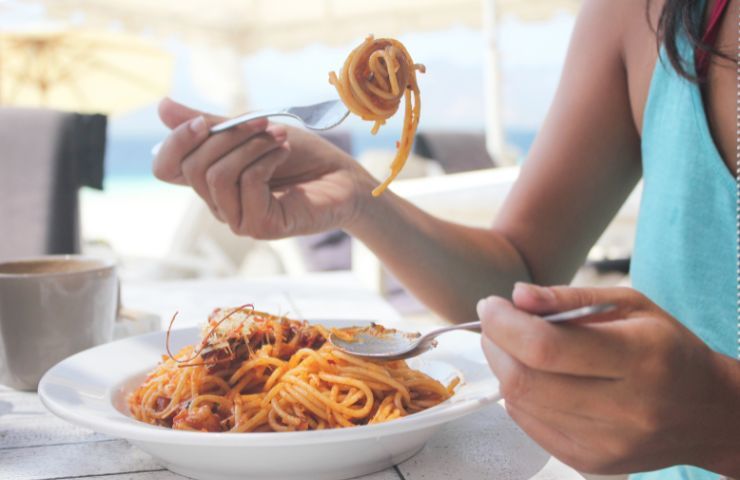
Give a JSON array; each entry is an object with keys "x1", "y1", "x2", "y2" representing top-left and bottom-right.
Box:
[{"x1": 39, "y1": 306, "x2": 500, "y2": 480}]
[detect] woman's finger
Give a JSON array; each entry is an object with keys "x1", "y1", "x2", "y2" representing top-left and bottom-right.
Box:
[
  {"x1": 237, "y1": 142, "x2": 292, "y2": 238},
  {"x1": 477, "y1": 296, "x2": 637, "y2": 378},
  {"x1": 180, "y1": 118, "x2": 270, "y2": 217},
  {"x1": 481, "y1": 336, "x2": 623, "y2": 419},
  {"x1": 511, "y1": 283, "x2": 646, "y2": 317},
  {"x1": 206, "y1": 127, "x2": 288, "y2": 229},
  {"x1": 153, "y1": 116, "x2": 210, "y2": 185},
  {"x1": 153, "y1": 98, "x2": 227, "y2": 185}
]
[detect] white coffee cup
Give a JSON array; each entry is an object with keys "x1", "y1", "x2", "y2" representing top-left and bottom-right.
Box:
[{"x1": 0, "y1": 255, "x2": 117, "y2": 390}]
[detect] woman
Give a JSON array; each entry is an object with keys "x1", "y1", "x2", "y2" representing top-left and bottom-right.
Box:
[{"x1": 152, "y1": 0, "x2": 738, "y2": 478}]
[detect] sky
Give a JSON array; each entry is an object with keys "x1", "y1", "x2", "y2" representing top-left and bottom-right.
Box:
[{"x1": 0, "y1": 1, "x2": 576, "y2": 139}]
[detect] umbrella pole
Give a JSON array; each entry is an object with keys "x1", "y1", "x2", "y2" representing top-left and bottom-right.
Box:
[
  {"x1": 0, "y1": 45, "x2": 6, "y2": 105},
  {"x1": 483, "y1": 0, "x2": 510, "y2": 165}
]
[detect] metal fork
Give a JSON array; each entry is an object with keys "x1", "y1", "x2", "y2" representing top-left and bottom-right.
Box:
[{"x1": 151, "y1": 99, "x2": 349, "y2": 155}]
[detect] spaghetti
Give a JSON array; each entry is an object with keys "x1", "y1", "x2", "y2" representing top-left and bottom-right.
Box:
[
  {"x1": 128, "y1": 306, "x2": 458, "y2": 432},
  {"x1": 329, "y1": 35, "x2": 424, "y2": 196}
]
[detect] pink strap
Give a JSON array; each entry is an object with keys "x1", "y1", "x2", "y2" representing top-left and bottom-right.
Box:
[{"x1": 695, "y1": 0, "x2": 729, "y2": 77}]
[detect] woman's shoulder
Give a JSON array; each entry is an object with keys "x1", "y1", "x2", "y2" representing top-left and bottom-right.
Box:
[
  {"x1": 577, "y1": 0, "x2": 660, "y2": 49},
  {"x1": 572, "y1": 0, "x2": 660, "y2": 68},
  {"x1": 576, "y1": 0, "x2": 662, "y2": 133}
]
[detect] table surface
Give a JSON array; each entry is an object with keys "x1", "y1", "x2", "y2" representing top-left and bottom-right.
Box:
[{"x1": 1, "y1": 272, "x2": 588, "y2": 480}]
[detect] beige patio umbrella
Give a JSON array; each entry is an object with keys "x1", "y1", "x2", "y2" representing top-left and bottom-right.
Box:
[
  {"x1": 38, "y1": 0, "x2": 482, "y2": 52},
  {"x1": 37, "y1": 0, "x2": 483, "y2": 113},
  {"x1": 38, "y1": 0, "x2": 579, "y2": 46},
  {"x1": 0, "y1": 29, "x2": 173, "y2": 115}
]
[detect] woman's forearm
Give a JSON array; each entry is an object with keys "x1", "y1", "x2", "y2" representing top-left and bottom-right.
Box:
[{"x1": 345, "y1": 175, "x2": 530, "y2": 322}]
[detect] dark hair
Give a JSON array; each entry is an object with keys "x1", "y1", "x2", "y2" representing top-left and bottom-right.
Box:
[{"x1": 649, "y1": 0, "x2": 733, "y2": 82}]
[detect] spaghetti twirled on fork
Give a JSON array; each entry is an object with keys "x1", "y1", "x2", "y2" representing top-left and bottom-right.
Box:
[
  {"x1": 329, "y1": 35, "x2": 424, "y2": 196},
  {"x1": 128, "y1": 306, "x2": 457, "y2": 432}
]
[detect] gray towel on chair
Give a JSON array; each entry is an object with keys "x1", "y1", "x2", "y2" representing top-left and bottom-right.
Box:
[{"x1": 0, "y1": 108, "x2": 107, "y2": 261}]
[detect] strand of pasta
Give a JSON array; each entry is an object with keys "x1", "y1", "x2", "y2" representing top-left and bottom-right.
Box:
[
  {"x1": 128, "y1": 317, "x2": 456, "y2": 432},
  {"x1": 329, "y1": 35, "x2": 424, "y2": 197}
]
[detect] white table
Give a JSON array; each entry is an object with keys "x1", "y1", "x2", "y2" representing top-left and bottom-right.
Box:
[{"x1": 1, "y1": 272, "x2": 588, "y2": 480}]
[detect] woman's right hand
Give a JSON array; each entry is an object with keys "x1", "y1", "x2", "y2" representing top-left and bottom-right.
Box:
[{"x1": 152, "y1": 97, "x2": 374, "y2": 239}]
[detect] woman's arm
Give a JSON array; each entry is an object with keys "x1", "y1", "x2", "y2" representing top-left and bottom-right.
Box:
[
  {"x1": 154, "y1": 0, "x2": 642, "y2": 323},
  {"x1": 345, "y1": 0, "x2": 643, "y2": 319}
]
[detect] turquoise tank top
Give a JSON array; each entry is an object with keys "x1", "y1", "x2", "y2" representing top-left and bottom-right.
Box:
[{"x1": 629, "y1": 24, "x2": 737, "y2": 480}]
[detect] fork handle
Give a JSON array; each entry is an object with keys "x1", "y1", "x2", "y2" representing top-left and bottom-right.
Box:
[
  {"x1": 150, "y1": 108, "x2": 288, "y2": 155},
  {"x1": 210, "y1": 108, "x2": 289, "y2": 134}
]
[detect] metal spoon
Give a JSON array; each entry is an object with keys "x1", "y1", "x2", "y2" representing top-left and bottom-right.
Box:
[
  {"x1": 329, "y1": 303, "x2": 616, "y2": 361},
  {"x1": 151, "y1": 99, "x2": 349, "y2": 155}
]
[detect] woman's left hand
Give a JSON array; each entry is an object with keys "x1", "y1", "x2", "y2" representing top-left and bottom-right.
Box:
[{"x1": 477, "y1": 283, "x2": 740, "y2": 476}]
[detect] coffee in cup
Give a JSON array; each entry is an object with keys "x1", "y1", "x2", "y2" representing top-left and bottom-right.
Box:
[{"x1": 0, "y1": 255, "x2": 117, "y2": 390}]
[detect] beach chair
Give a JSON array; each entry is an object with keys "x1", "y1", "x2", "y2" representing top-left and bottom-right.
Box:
[{"x1": 0, "y1": 107, "x2": 107, "y2": 261}]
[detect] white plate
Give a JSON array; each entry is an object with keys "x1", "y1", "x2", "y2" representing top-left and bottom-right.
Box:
[{"x1": 39, "y1": 325, "x2": 500, "y2": 480}]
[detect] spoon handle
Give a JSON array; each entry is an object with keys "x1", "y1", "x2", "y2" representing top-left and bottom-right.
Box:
[
  {"x1": 541, "y1": 303, "x2": 615, "y2": 322},
  {"x1": 430, "y1": 302, "x2": 616, "y2": 339},
  {"x1": 429, "y1": 321, "x2": 482, "y2": 337}
]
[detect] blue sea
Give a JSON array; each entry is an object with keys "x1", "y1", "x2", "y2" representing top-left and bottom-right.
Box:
[{"x1": 103, "y1": 128, "x2": 536, "y2": 186}]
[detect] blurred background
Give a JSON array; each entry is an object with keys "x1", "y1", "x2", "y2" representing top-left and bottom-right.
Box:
[{"x1": 0, "y1": 0, "x2": 636, "y2": 318}]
